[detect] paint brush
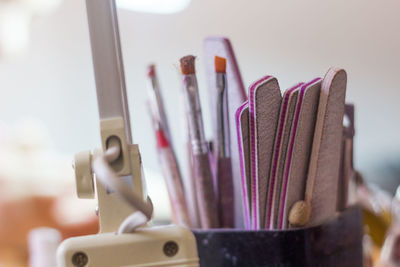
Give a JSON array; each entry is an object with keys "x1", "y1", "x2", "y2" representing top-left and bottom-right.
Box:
[
  {"x1": 154, "y1": 124, "x2": 191, "y2": 227},
  {"x1": 147, "y1": 65, "x2": 172, "y2": 142},
  {"x1": 215, "y1": 56, "x2": 234, "y2": 228},
  {"x1": 180, "y1": 55, "x2": 219, "y2": 229},
  {"x1": 146, "y1": 65, "x2": 191, "y2": 227}
]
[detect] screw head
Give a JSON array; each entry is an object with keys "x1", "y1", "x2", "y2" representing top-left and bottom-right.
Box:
[
  {"x1": 163, "y1": 241, "x2": 179, "y2": 257},
  {"x1": 72, "y1": 252, "x2": 88, "y2": 267}
]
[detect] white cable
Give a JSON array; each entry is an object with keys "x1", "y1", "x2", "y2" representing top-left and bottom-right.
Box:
[
  {"x1": 117, "y1": 212, "x2": 149, "y2": 235},
  {"x1": 104, "y1": 137, "x2": 121, "y2": 162},
  {"x1": 91, "y1": 142, "x2": 153, "y2": 233}
]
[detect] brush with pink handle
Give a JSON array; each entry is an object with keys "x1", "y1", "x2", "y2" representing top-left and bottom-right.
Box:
[
  {"x1": 147, "y1": 65, "x2": 191, "y2": 227},
  {"x1": 180, "y1": 55, "x2": 219, "y2": 229},
  {"x1": 215, "y1": 56, "x2": 234, "y2": 228}
]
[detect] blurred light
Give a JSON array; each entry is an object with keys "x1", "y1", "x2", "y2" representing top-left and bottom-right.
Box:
[
  {"x1": 21, "y1": 0, "x2": 63, "y2": 15},
  {"x1": 0, "y1": 6, "x2": 30, "y2": 57},
  {"x1": 0, "y1": 0, "x2": 62, "y2": 58},
  {"x1": 117, "y1": 0, "x2": 191, "y2": 14}
]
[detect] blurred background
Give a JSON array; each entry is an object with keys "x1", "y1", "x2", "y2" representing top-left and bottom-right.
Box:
[{"x1": 0, "y1": 0, "x2": 399, "y2": 266}]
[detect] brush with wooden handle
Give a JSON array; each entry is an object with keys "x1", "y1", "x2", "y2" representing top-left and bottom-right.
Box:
[{"x1": 180, "y1": 55, "x2": 219, "y2": 229}]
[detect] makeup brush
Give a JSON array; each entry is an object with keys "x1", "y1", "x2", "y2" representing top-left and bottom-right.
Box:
[
  {"x1": 180, "y1": 55, "x2": 219, "y2": 229},
  {"x1": 154, "y1": 124, "x2": 191, "y2": 227},
  {"x1": 147, "y1": 64, "x2": 172, "y2": 142},
  {"x1": 215, "y1": 56, "x2": 234, "y2": 228},
  {"x1": 146, "y1": 65, "x2": 191, "y2": 227}
]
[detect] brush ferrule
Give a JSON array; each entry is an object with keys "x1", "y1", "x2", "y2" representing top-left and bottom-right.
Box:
[
  {"x1": 191, "y1": 140, "x2": 209, "y2": 155},
  {"x1": 216, "y1": 73, "x2": 230, "y2": 158},
  {"x1": 216, "y1": 73, "x2": 226, "y2": 92},
  {"x1": 183, "y1": 74, "x2": 208, "y2": 155}
]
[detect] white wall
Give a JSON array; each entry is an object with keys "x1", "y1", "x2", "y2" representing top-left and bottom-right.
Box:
[{"x1": 0, "y1": 0, "x2": 399, "y2": 182}]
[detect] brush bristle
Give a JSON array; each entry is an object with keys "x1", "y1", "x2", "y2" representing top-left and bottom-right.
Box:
[
  {"x1": 215, "y1": 56, "x2": 226, "y2": 73},
  {"x1": 180, "y1": 55, "x2": 196, "y2": 75},
  {"x1": 147, "y1": 64, "x2": 155, "y2": 78}
]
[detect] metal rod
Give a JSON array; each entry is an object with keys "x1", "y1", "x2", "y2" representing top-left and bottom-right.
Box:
[{"x1": 86, "y1": 0, "x2": 132, "y2": 144}]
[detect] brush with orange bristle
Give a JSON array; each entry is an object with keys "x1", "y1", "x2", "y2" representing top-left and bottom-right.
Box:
[
  {"x1": 214, "y1": 56, "x2": 234, "y2": 228},
  {"x1": 180, "y1": 55, "x2": 219, "y2": 229}
]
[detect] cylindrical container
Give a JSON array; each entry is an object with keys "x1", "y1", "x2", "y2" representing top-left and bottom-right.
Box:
[{"x1": 193, "y1": 207, "x2": 362, "y2": 267}]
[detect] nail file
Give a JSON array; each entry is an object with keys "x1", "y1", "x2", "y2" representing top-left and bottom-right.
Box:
[
  {"x1": 249, "y1": 76, "x2": 281, "y2": 229},
  {"x1": 204, "y1": 37, "x2": 247, "y2": 228},
  {"x1": 266, "y1": 83, "x2": 302, "y2": 229},
  {"x1": 278, "y1": 78, "x2": 322, "y2": 229},
  {"x1": 235, "y1": 101, "x2": 251, "y2": 229},
  {"x1": 306, "y1": 68, "x2": 347, "y2": 226}
]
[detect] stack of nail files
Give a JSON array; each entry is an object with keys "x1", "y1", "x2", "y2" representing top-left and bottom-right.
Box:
[{"x1": 236, "y1": 67, "x2": 348, "y2": 230}]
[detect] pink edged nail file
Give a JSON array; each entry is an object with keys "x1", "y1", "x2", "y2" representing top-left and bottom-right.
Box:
[
  {"x1": 249, "y1": 76, "x2": 281, "y2": 229},
  {"x1": 278, "y1": 78, "x2": 322, "y2": 229},
  {"x1": 204, "y1": 37, "x2": 247, "y2": 228},
  {"x1": 266, "y1": 83, "x2": 303, "y2": 229},
  {"x1": 306, "y1": 68, "x2": 347, "y2": 226},
  {"x1": 235, "y1": 101, "x2": 251, "y2": 229}
]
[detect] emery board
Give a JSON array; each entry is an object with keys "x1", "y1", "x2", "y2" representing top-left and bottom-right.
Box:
[
  {"x1": 235, "y1": 101, "x2": 251, "y2": 229},
  {"x1": 249, "y1": 76, "x2": 282, "y2": 229},
  {"x1": 305, "y1": 68, "x2": 347, "y2": 226},
  {"x1": 204, "y1": 37, "x2": 247, "y2": 228},
  {"x1": 278, "y1": 78, "x2": 322, "y2": 229},
  {"x1": 266, "y1": 83, "x2": 302, "y2": 229}
]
